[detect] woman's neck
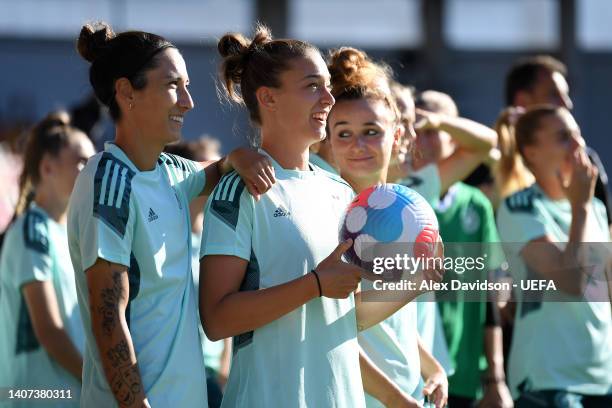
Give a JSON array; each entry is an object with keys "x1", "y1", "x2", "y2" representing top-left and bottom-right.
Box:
[
  {"x1": 34, "y1": 187, "x2": 68, "y2": 224},
  {"x1": 533, "y1": 169, "x2": 566, "y2": 200},
  {"x1": 115, "y1": 124, "x2": 164, "y2": 171},
  {"x1": 343, "y1": 172, "x2": 386, "y2": 194},
  {"x1": 261, "y1": 129, "x2": 311, "y2": 170}
]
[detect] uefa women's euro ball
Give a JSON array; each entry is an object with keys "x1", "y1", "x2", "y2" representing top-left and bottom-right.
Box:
[{"x1": 339, "y1": 184, "x2": 441, "y2": 270}]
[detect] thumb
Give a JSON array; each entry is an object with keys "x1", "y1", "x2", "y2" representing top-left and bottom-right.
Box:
[
  {"x1": 330, "y1": 239, "x2": 353, "y2": 261},
  {"x1": 422, "y1": 379, "x2": 437, "y2": 396}
]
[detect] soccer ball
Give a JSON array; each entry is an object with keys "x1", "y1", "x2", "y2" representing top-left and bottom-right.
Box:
[{"x1": 339, "y1": 184, "x2": 440, "y2": 269}]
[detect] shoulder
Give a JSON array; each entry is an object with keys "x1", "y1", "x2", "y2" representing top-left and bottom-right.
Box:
[
  {"x1": 207, "y1": 171, "x2": 251, "y2": 230},
  {"x1": 313, "y1": 166, "x2": 353, "y2": 192},
  {"x1": 90, "y1": 152, "x2": 136, "y2": 238},
  {"x1": 458, "y1": 183, "x2": 492, "y2": 211},
  {"x1": 502, "y1": 185, "x2": 541, "y2": 215},
  {"x1": 158, "y1": 152, "x2": 200, "y2": 173},
  {"x1": 21, "y1": 208, "x2": 50, "y2": 254}
]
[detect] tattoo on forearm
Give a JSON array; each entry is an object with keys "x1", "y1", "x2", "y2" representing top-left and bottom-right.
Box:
[
  {"x1": 97, "y1": 271, "x2": 126, "y2": 336},
  {"x1": 110, "y1": 364, "x2": 143, "y2": 407},
  {"x1": 106, "y1": 341, "x2": 143, "y2": 407},
  {"x1": 107, "y1": 340, "x2": 130, "y2": 368}
]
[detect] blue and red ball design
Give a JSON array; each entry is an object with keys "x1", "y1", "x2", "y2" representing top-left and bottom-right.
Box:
[{"x1": 339, "y1": 184, "x2": 440, "y2": 268}]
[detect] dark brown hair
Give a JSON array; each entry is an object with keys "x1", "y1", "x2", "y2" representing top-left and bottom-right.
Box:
[
  {"x1": 77, "y1": 22, "x2": 175, "y2": 121},
  {"x1": 505, "y1": 55, "x2": 567, "y2": 106},
  {"x1": 218, "y1": 24, "x2": 319, "y2": 125}
]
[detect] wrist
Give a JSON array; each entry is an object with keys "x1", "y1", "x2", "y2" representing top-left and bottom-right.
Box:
[
  {"x1": 305, "y1": 270, "x2": 321, "y2": 299},
  {"x1": 311, "y1": 269, "x2": 322, "y2": 297},
  {"x1": 482, "y1": 374, "x2": 505, "y2": 386}
]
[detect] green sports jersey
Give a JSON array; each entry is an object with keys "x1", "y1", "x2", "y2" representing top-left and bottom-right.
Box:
[
  {"x1": 200, "y1": 150, "x2": 364, "y2": 408},
  {"x1": 435, "y1": 182, "x2": 504, "y2": 399},
  {"x1": 0, "y1": 204, "x2": 84, "y2": 407},
  {"x1": 68, "y1": 143, "x2": 208, "y2": 407},
  {"x1": 497, "y1": 183, "x2": 612, "y2": 398},
  {"x1": 309, "y1": 152, "x2": 339, "y2": 175}
]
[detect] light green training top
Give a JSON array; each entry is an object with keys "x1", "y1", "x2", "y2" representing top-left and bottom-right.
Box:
[
  {"x1": 200, "y1": 151, "x2": 364, "y2": 408},
  {"x1": 0, "y1": 204, "x2": 84, "y2": 407},
  {"x1": 497, "y1": 183, "x2": 612, "y2": 398},
  {"x1": 68, "y1": 143, "x2": 208, "y2": 407}
]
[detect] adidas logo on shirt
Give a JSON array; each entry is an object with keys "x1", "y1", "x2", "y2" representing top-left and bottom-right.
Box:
[
  {"x1": 148, "y1": 208, "x2": 159, "y2": 222},
  {"x1": 273, "y1": 206, "x2": 290, "y2": 218}
]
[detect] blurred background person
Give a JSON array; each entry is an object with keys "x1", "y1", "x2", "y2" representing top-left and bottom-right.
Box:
[
  {"x1": 0, "y1": 112, "x2": 95, "y2": 406},
  {"x1": 503, "y1": 55, "x2": 610, "y2": 226},
  {"x1": 496, "y1": 106, "x2": 612, "y2": 407},
  {"x1": 414, "y1": 90, "x2": 512, "y2": 408}
]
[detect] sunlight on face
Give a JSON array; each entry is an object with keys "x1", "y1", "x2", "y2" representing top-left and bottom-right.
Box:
[
  {"x1": 131, "y1": 48, "x2": 193, "y2": 146},
  {"x1": 271, "y1": 51, "x2": 334, "y2": 145},
  {"x1": 328, "y1": 98, "x2": 397, "y2": 183}
]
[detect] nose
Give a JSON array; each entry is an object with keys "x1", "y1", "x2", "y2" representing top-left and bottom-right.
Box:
[
  {"x1": 558, "y1": 91, "x2": 573, "y2": 110},
  {"x1": 352, "y1": 134, "x2": 368, "y2": 150},
  {"x1": 179, "y1": 86, "x2": 195, "y2": 111},
  {"x1": 321, "y1": 86, "x2": 335, "y2": 108}
]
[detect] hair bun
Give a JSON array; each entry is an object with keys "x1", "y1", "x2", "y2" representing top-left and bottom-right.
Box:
[
  {"x1": 329, "y1": 47, "x2": 389, "y2": 96},
  {"x1": 77, "y1": 22, "x2": 115, "y2": 63},
  {"x1": 218, "y1": 32, "x2": 249, "y2": 59},
  {"x1": 330, "y1": 47, "x2": 369, "y2": 78}
]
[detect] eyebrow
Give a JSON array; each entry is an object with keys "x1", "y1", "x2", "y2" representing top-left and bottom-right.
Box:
[
  {"x1": 301, "y1": 74, "x2": 330, "y2": 81},
  {"x1": 333, "y1": 121, "x2": 382, "y2": 128},
  {"x1": 165, "y1": 74, "x2": 189, "y2": 81}
]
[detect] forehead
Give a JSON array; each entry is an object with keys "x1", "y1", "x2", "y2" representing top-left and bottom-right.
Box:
[
  {"x1": 281, "y1": 51, "x2": 330, "y2": 83},
  {"x1": 540, "y1": 111, "x2": 578, "y2": 132},
  {"x1": 329, "y1": 98, "x2": 390, "y2": 124},
  {"x1": 534, "y1": 69, "x2": 565, "y2": 90},
  {"x1": 150, "y1": 48, "x2": 188, "y2": 78}
]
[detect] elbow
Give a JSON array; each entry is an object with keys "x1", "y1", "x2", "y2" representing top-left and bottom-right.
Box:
[
  {"x1": 200, "y1": 307, "x2": 230, "y2": 342},
  {"x1": 201, "y1": 318, "x2": 225, "y2": 342}
]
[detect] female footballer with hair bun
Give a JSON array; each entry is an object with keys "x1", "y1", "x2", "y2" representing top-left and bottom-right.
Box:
[
  {"x1": 199, "y1": 25, "x2": 443, "y2": 408},
  {"x1": 68, "y1": 22, "x2": 273, "y2": 407}
]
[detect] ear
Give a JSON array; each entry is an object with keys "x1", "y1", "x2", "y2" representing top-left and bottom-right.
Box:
[
  {"x1": 255, "y1": 87, "x2": 278, "y2": 114},
  {"x1": 393, "y1": 125, "x2": 403, "y2": 148},
  {"x1": 115, "y1": 77, "x2": 135, "y2": 112},
  {"x1": 38, "y1": 154, "x2": 54, "y2": 181},
  {"x1": 521, "y1": 144, "x2": 537, "y2": 167}
]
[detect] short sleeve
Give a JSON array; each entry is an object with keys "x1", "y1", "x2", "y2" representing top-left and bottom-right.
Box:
[
  {"x1": 496, "y1": 192, "x2": 548, "y2": 248},
  {"x1": 158, "y1": 153, "x2": 206, "y2": 201},
  {"x1": 200, "y1": 172, "x2": 253, "y2": 261},
  {"x1": 12, "y1": 212, "x2": 53, "y2": 288},
  {"x1": 69, "y1": 153, "x2": 136, "y2": 271}
]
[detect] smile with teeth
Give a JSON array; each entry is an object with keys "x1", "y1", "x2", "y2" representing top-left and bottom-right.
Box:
[
  {"x1": 312, "y1": 112, "x2": 327, "y2": 122},
  {"x1": 170, "y1": 115, "x2": 184, "y2": 124}
]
